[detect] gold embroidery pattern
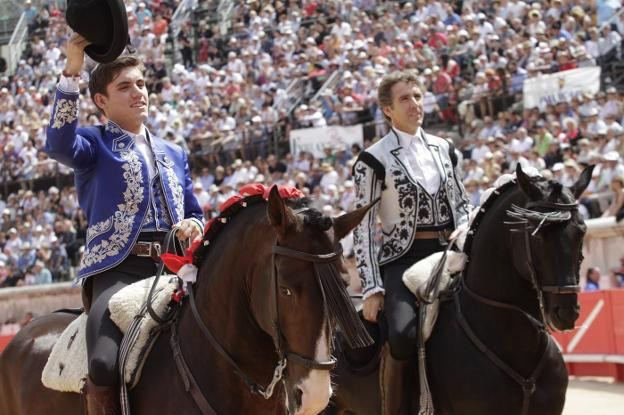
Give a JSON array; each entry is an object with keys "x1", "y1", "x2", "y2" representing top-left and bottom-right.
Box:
[
  {"x1": 86, "y1": 217, "x2": 113, "y2": 245},
  {"x1": 79, "y1": 150, "x2": 144, "y2": 269},
  {"x1": 52, "y1": 98, "x2": 78, "y2": 129},
  {"x1": 164, "y1": 163, "x2": 185, "y2": 223}
]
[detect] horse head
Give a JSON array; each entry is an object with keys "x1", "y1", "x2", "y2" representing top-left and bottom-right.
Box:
[
  {"x1": 512, "y1": 164, "x2": 594, "y2": 331},
  {"x1": 251, "y1": 186, "x2": 373, "y2": 415}
]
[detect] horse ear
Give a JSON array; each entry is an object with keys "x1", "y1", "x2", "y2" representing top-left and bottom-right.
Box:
[
  {"x1": 516, "y1": 164, "x2": 542, "y2": 200},
  {"x1": 333, "y1": 197, "x2": 380, "y2": 241},
  {"x1": 570, "y1": 165, "x2": 595, "y2": 199},
  {"x1": 267, "y1": 185, "x2": 294, "y2": 236}
]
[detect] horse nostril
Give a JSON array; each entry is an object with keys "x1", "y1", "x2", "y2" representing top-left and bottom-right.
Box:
[{"x1": 294, "y1": 387, "x2": 303, "y2": 409}]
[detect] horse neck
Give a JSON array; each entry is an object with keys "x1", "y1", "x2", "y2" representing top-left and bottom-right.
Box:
[
  {"x1": 463, "y1": 187, "x2": 542, "y2": 328},
  {"x1": 177, "y1": 205, "x2": 284, "y2": 410}
]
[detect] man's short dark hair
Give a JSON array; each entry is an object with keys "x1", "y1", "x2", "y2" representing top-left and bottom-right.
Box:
[
  {"x1": 88, "y1": 55, "x2": 144, "y2": 112},
  {"x1": 377, "y1": 70, "x2": 422, "y2": 122}
]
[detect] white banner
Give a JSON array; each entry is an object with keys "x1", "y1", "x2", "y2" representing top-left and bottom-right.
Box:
[
  {"x1": 289, "y1": 125, "x2": 364, "y2": 159},
  {"x1": 523, "y1": 67, "x2": 601, "y2": 110}
]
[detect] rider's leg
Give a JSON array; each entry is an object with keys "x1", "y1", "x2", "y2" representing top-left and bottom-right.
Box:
[
  {"x1": 380, "y1": 261, "x2": 419, "y2": 415},
  {"x1": 380, "y1": 239, "x2": 445, "y2": 414},
  {"x1": 83, "y1": 256, "x2": 157, "y2": 414}
]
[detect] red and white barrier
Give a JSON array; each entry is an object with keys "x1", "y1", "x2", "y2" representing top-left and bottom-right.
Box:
[
  {"x1": 552, "y1": 289, "x2": 624, "y2": 381},
  {"x1": 0, "y1": 335, "x2": 12, "y2": 353}
]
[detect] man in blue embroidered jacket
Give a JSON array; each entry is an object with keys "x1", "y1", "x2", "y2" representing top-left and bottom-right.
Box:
[
  {"x1": 45, "y1": 35, "x2": 204, "y2": 414},
  {"x1": 352, "y1": 71, "x2": 472, "y2": 414}
]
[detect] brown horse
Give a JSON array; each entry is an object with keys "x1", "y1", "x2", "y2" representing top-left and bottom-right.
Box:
[{"x1": 0, "y1": 186, "x2": 372, "y2": 415}]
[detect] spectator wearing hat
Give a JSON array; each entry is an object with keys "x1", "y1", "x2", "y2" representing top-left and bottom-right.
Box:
[
  {"x1": 603, "y1": 87, "x2": 622, "y2": 120},
  {"x1": 5, "y1": 228, "x2": 21, "y2": 253},
  {"x1": 352, "y1": 70, "x2": 471, "y2": 414},
  {"x1": 45, "y1": 35, "x2": 203, "y2": 411},
  {"x1": 0, "y1": 209, "x2": 14, "y2": 233}
]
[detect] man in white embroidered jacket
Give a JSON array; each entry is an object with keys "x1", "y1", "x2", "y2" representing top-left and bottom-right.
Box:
[
  {"x1": 45, "y1": 35, "x2": 204, "y2": 414},
  {"x1": 352, "y1": 70, "x2": 472, "y2": 414}
]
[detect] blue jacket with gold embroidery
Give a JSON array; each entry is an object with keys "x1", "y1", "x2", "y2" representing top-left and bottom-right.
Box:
[{"x1": 45, "y1": 87, "x2": 203, "y2": 281}]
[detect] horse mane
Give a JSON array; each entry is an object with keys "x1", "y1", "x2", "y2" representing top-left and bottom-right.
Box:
[
  {"x1": 462, "y1": 179, "x2": 519, "y2": 259},
  {"x1": 192, "y1": 193, "x2": 328, "y2": 267},
  {"x1": 191, "y1": 190, "x2": 372, "y2": 348},
  {"x1": 461, "y1": 172, "x2": 573, "y2": 259}
]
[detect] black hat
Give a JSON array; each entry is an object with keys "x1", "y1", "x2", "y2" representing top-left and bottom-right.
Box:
[{"x1": 66, "y1": 0, "x2": 130, "y2": 64}]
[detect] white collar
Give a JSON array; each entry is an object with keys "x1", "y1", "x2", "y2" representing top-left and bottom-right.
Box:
[
  {"x1": 393, "y1": 127, "x2": 423, "y2": 147},
  {"x1": 122, "y1": 125, "x2": 147, "y2": 141}
]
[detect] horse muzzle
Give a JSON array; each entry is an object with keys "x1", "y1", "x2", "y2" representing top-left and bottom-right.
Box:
[
  {"x1": 285, "y1": 371, "x2": 332, "y2": 415},
  {"x1": 544, "y1": 292, "x2": 580, "y2": 331}
]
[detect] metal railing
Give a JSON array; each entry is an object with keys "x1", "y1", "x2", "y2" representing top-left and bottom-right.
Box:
[
  {"x1": 216, "y1": 0, "x2": 235, "y2": 36},
  {"x1": 170, "y1": 0, "x2": 198, "y2": 38},
  {"x1": 310, "y1": 68, "x2": 343, "y2": 103},
  {"x1": 276, "y1": 77, "x2": 306, "y2": 115},
  {"x1": 601, "y1": 5, "x2": 624, "y2": 30},
  {"x1": 6, "y1": 11, "x2": 26, "y2": 74},
  {"x1": 0, "y1": 0, "x2": 22, "y2": 44}
]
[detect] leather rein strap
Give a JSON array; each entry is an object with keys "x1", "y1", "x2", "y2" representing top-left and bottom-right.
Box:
[
  {"x1": 454, "y1": 290, "x2": 551, "y2": 415},
  {"x1": 170, "y1": 242, "x2": 341, "y2": 414}
]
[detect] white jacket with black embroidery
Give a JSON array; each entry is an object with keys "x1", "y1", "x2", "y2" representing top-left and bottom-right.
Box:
[{"x1": 352, "y1": 129, "x2": 472, "y2": 300}]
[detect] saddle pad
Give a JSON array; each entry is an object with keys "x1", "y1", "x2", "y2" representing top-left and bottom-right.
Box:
[
  {"x1": 41, "y1": 313, "x2": 88, "y2": 392},
  {"x1": 402, "y1": 251, "x2": 467, "y2": 341},
  {"x1": 41, "y1": 275, "x2": 178, "y2": 393},
  {"x1": 109, "y1": 275, "x2": 178, "y2": 386}
]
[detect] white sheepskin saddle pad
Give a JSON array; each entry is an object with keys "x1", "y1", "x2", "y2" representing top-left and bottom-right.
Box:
[
  {"x1": 41, "y1": 275, "x2": 178, "y2": 393},
  {"x1": 402, "y1": 251, "x2": 466, "y2": 341}
]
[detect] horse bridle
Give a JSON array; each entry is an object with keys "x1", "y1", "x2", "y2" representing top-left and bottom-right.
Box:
[
  {"x1": 179, "y1": 242, "x2": 339, "y2": 410},
  {"x1": 455, "y1": 198, "x2": 581, "y2": 415},
  {"x1": 507, "y1": 199, "x2": 581, "y2": 328}
]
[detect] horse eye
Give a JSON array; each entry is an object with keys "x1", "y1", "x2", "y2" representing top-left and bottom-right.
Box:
[{"x1": 280, "y1": 286, "x2": 292, "y2": 296}]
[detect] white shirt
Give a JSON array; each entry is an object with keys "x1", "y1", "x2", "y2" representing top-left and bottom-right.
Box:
[
  {"x1": 394, "y1": 128, "x2": 441, "y2": 195},
  {"x1": 124, "y1": 126, "x2": 157, "y2": 180}
]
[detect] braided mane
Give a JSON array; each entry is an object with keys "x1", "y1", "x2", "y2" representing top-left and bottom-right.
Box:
[{"x1": 192, "y1": 194, "x2": 329, "y2": 267}]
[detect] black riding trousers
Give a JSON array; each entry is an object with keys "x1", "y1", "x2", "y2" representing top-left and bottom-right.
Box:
[
  {"x1": 85, "y1": 255, "x2": 157, "y2": 387},
  {"x1": 382, "y1": 239, "x2": 445, "y2": 361}
]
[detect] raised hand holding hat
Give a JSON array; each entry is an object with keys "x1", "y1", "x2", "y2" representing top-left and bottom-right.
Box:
[{"x1": 65, "y1": 0, "x2": 130, "y2": 64}]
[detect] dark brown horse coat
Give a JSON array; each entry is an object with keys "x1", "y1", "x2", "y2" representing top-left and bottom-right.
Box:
[{"x1": 0, "y1": 187, "x2": 373, "y2": 415}]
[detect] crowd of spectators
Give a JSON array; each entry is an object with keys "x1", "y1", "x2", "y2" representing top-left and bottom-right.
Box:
[{"x1": 1, "y1": 0, "x2": 624, "y2": 289}]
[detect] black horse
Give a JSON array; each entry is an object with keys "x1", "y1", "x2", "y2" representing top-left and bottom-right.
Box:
[
  {"x1": 327, "y1": 165, "x2": 593, "y2": 415},
  {"x1": 0, "y1": 186, "x2": 373, "y2": 415}
]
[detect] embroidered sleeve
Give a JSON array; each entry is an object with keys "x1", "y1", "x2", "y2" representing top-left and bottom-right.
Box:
[
  {"x1": 45, "y1": 89, "x2": 96, "y2": 169},
  {"x1": 352, "y1": 155, "x2": 384, "y2": 300},
  {"x1": 51, "y1": 98, "x2": 78, "y2": 129}
]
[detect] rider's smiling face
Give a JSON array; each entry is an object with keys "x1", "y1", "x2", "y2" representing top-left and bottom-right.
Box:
[{"x1": 94, "y1": 66, "x2": 149, "y2": 134}]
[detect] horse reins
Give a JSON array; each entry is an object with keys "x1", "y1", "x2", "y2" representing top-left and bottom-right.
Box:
[
  {"x1": 454, "y1": 199, "x2": 580, "y2": 415},
  {"x1": 169, "y1": 242, "x2": 341, "y2": 415}
]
